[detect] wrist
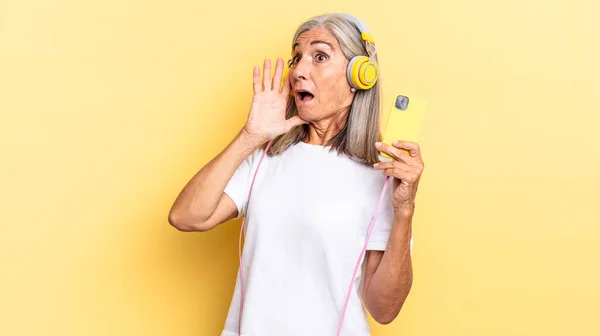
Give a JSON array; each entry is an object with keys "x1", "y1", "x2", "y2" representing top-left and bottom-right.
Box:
[
  {"x1": 392, "y1": 209, "x2": 413, "y2": 239},
  {"x1": 239, "y1": 127, "x2": 267, "y2": 149},
  {"x1": 393, "y1": 204, "x2": 415, "y2": 218}
]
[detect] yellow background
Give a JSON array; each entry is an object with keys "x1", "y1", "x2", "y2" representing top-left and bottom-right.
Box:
[{"x1": 1, "y1": 0, "x2": 599, "y2": 335}]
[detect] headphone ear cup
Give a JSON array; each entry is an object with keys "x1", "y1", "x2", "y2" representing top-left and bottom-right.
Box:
[{"x1": 347, "y1": 56, "x2": 379, "y2": 90}]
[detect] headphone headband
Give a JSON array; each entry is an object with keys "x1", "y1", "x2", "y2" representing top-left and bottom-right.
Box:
[
  {"x1": 339, "y1": 13, "x2": 375, "y2": 45},
  {"x1": 337, "y1": 13, "x2": 379, "y2": 90}
]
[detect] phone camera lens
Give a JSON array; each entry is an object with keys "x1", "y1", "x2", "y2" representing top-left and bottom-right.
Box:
[{"x1": 395, "y1": 95, "x2": 409, "y2": 110}]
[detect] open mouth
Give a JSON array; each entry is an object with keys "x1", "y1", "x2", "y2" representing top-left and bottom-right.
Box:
[{"x1": 296, "y1": 90, "x2": 315, "y2": 102}]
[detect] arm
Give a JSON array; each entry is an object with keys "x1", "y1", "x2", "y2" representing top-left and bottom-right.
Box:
[
  {"x1": 168, "y1": 57, "x2": 306, "y2": 232},
  {"x1": 364, "y1": 140, "x2": 425, "y2": 323},
  {"x1": 362, "y1": 209, "x2": 413, "y2": 324},
  {"x1": 168, "y1": 129, "x2": 264, "y2": 232}
]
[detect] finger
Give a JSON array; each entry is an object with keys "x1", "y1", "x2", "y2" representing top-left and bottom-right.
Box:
[
  {"x1": 376, "y1": 141, "x2": 414, "y2": 163},
  {"x1": 383, "y1": 168, "x2": 420, "y2": 185},
  {"x1": 393, "y1": 141, "x2": 422, "y2": 159},
  {"x1": 281, "y1": 73, "x2": 291, "y2": 97},
  {"x1": 390, "y1": 169, "x2": 421, "y2": 184},
  {"x1": 375, "y1": 158, "x2": 424, "y2": 181},
  {"x1": 373, "y1": 160, "x2": 402, "y2": 170},
  {"x1": 252, "y1": 66, "x2": 261, "y2": 94},
  {"x1": 272, "y1": 58, "x2": 284, "y2": 92},
  {"x1": 373, "y1": 160, "x2": 413, "y2": 173},
  {"x1": 382, "y1": 166, "x2": 412, "y2": 179},
  {"x1": 262, "y1": 59, "x2": 272, "y2": 91}
]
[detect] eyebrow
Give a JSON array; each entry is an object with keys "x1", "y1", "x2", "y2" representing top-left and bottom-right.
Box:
[{"x1": 293, "y1": 40, "x2": 334, "y2": 51}]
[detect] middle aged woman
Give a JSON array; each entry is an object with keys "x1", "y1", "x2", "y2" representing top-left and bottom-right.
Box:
[{"x1": 168, "y1": 12, "x2": 425, "y2": 336}]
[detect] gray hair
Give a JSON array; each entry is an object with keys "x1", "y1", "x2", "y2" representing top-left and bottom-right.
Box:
[{"x1": 266, "y1": 13, "x2": 382, "y2": 166}]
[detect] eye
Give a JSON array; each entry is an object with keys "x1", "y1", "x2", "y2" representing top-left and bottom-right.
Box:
[
  {"x1": 289, "y1": 55, "x2": 301, "y2": 67},
  {"x1": 315, "y1": 53, "x2": 328, "y2": 62}
]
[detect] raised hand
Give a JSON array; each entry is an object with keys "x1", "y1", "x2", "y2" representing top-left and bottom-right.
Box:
[{"x1": 243, "y1": 58, "x2": 307, "y2": 143}]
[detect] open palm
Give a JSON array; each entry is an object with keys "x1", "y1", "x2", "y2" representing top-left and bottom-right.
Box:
[{"x1": 244, "y1": 58, "x2": 307, "y2": 142}]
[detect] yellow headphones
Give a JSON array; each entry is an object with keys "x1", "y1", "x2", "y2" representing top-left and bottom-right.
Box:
[{"x1": 341, "y1": 13, "x2": 379, "y2": 90}]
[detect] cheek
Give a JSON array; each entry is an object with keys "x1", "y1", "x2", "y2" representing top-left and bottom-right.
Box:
[
  {"x1": 317, "y1": 70, "x2": 351, "y2": 104},
  {"x1": 330, "y1": 78, "x2": 353, "y2": 106}
]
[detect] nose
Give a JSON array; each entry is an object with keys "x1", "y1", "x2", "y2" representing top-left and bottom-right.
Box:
[{"x1": 289, "y1": 57, "x2": 310, "y2": 81}]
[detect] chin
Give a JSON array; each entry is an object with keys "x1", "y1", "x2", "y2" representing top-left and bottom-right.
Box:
[{"x1": 296, "y1": 106, "x2": 318, "y2": 121}]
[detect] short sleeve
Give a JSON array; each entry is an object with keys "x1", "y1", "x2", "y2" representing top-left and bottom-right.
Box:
[
  {"x1": 366, "y1": 175, "x2": 414, "y2": 254},
  {"x1": 366, "y1": 179, "x2": 394, "y2": 251},
  {"x1": 223, "y1": 149, "x2": 262, "y2": 219}
]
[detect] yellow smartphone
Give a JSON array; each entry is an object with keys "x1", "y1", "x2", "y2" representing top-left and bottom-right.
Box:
[{"x1": 380, "y1": 94, "x2": 427, "y2": 159}]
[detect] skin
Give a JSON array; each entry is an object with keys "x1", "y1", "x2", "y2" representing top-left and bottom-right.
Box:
[
  {"x1": 287, "y1": 27, "x2": 355, "y2": 144},
  {"x1": 168, "y1": 26, "x2": 424, "y2": 326}
]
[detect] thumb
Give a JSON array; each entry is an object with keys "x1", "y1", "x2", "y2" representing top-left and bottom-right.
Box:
[{"x1": 285, "y1": 115, "x2": 308, "y2": 131}]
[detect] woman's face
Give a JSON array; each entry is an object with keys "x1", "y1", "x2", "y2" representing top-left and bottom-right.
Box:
[{"x1": 288, "y1": 27, "x2": 355, "y2": 123}]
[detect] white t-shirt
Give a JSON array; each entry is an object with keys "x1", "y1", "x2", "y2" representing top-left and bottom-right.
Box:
[{"x1": 221, "y1": 141, "x2": 404, "y2": 336}]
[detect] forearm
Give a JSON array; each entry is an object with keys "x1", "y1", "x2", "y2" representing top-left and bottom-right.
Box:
[
  {"x1": 364, "y1": 210, "x2": 414, "y2": 324},
  {"x1": 168, "y1": 128, "x2": 264, "y2": 228}
]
